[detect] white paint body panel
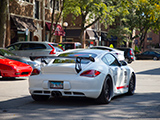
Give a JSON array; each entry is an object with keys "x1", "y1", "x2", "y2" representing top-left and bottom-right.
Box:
[{"x1": 29, "y1": 49, "x2": 135, "y2": 99}]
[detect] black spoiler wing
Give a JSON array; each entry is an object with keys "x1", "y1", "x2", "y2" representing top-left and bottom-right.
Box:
[{"x1": 30, "y1": 56, "x2": 95, "y2": 73}]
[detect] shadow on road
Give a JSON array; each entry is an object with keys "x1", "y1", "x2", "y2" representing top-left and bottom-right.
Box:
[
  {"x1": 0, "y1": 93, "x2": 160, "y2": 119},
  {"x1": 0, "y1": 78, "x2": 27, "y2": 81},
  {"x1": 136, "y1": 68, "x2": 160, "y2": 75}
]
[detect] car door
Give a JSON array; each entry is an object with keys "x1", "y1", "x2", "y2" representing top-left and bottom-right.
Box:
[
  {"x1": 18, "y1": 43, "x2": 32, "y2": 57},
  {"x1": 103, "y1": 54, "x2": 127, "y2": 93},
  {"x1": 141, "y1": 51, "x2": 150, "y2": 59}
]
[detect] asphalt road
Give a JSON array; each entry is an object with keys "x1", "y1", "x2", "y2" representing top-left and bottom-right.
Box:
[{"x1": 0, "y1": 60, "x2": 160, "y2": 120}]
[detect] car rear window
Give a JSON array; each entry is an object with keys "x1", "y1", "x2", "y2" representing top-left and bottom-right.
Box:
[
  {"x1": 50, "y1": 44, "x2": 64, "y2": 52},
  {"x1": 53, "y1": 52, "x2": 97, "y2": 64},
  {"x1": 58, "y1": 43, "x2": 74, "y2": 50}
]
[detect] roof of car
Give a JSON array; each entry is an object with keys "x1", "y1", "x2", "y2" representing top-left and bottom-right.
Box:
[
  {"x1": 62, "y1": 48, "x2": 109, "y2": 55},
  {"x1": 10, "y1": 41, "x2": 56, "y2": 44},
  {"x1": 90, "y1": 46, "x2": 123, "y2": 52},
  {"x1": 59, "y1": 42, "x2": 81, "y2": 44}
]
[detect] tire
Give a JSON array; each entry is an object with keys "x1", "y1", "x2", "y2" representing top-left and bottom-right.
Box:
[
  {"x1": 97, "y1": 76, "x2": 112, "y2": 104},
  {"x1": 153, "y1": 57, "x2": 158, "y2": 60},
  {"x1": 125, "y1": 58, "x2": 129, "y2": 63},
  {"x1": 31, "y1": 95, "x2": 50, "y2": 101},
  {"x1": 127, "y1": 74, "x2": 135, "y2": 95}
]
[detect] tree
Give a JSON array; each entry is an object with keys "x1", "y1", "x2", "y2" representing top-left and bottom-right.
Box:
[
  {"x1": 63, "y1": 0, "x2": 110, "y2": 47},
  {"x1": 121, "y1": 0, "x2": 160, "y2": 49},
  {"x1": 0, "y1": 0, "x2": 7, "y2": 47},
  {"x1": 105, "y1": 0, "x2": 160, "y2": 49},
  {"x1": 104, "y1": 0, "x2": 131, "y2": 47},
  {"x1": 49, "y1": 0, "x2": 65, "y2": 42}
]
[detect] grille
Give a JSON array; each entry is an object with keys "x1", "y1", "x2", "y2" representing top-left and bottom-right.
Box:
[{"x1": 21, "y1": 72, "x2": 29, "y2": 75}]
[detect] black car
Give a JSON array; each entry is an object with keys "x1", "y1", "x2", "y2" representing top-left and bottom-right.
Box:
[
  {"x1": 135, "y1": 51, "x2": 160, "y2": 60},
  {"x1": 116, "y1": 47, "x2": 135, "y2": 63}
]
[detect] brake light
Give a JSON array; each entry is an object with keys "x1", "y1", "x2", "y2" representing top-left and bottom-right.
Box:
[
  {"x1": 48, "y1": 44, "x2": 56, "y2": 54},
  {"x1": 80, "y1": 70, "x2": 101, "y2": 77},
  {"x1": 31, "y1": 69, "x2": 40, "y2": 75},
  {"x1": 49, "y1": 49, "x2": 56, "y2": 54},
  {"x1": 130, "y1": 50, "x2": 133, "y2": 55}
]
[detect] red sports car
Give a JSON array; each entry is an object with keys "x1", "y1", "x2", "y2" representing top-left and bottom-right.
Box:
[{"x1": 0, "y1": 56, "x2": 33, "y2": 78}]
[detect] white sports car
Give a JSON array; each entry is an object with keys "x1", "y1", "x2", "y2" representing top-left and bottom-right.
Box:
[{"x1": 29, "y1": 49, "x2": 136, "y2": 104}]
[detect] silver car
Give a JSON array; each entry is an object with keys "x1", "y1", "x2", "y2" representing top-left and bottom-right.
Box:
[
  {"x1": 6, "y1": 41, "x2": 64, "y2": 58},
  {"x1": 89, "y1": 46, "x2": 125, "y2": 61}
]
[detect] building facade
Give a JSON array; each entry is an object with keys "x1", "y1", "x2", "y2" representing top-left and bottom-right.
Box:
[
  {"x1": 5, "y1": 0, "x2": 65, "y2": 47},
  {"x1": 135, "y1": 30, "x2": 160, "y2": 52}
]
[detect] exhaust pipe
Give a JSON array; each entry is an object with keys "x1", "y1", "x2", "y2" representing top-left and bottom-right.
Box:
[{"x1": 52, "y1": 91, "x2": 62, "y2": 97}]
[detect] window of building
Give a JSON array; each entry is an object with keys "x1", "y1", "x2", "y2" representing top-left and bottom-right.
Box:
[
  {"x1": 147, "y1": 32, "x2": 152, "y2": 42},
  {"x1": 35, "y1": 0, "x2": 40, "y2": 19},
  {"x1": 23, "y1": 0, "x2": 30, "y2": 2},
  {"x1": 49, "y1": 0, "x2": 59, "y2": 11}
]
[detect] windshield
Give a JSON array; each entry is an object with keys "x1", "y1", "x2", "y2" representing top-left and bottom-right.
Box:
[
  {"x1": 53, "y1": 52, "x2": 97, "y2": 64},
  {"x1": 0, "y1": 49, "x2": 15, "y2": 56},
  {"x1": 0, "y1": 56, "x2": 6, "y2": 59},
  {"x1": 51, "y1": 44, "x2": 64, "y2": 52}
]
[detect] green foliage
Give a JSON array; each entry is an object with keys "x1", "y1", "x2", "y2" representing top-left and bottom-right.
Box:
[
  {"x1": 107, "y1": 0, "x2": 160, "y2": 48},
  {"x1": 63, "y1": 0, "x2": 109, "y2": 28}
]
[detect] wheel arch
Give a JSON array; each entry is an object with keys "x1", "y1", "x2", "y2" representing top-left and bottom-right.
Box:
[{"x1": 106, "y1": 74, "x2": 114, "y2": 98}]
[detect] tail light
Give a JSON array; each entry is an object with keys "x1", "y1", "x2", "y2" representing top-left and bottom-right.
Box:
[
  {"x1": 80, "y1": 70, "x2": 101, "y2": 77},
  {"x1": 130, "y1": 50, "x2": 133, "y2": 55},
  {"x1": 48, "y1": 44, "x2": 56, "y2": 54},
  {"x1": 131, "y1": 56, "x2": 134, "y2": 60},
  {"x1": 31, "y1": 69, "x2": 40, "y2": 75}
]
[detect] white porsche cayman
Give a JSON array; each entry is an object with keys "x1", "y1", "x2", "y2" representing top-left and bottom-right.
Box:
[{"x1": 29, "y1": 49, "x2": 136, "y2": 104}]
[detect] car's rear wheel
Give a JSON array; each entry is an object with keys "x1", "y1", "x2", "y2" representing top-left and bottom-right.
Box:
[
  {"x1": 125, "y1": 58, "x2": 129, "y2": 63},
  {"x1": 127, "y1": 74, "x2": 136, "y2": 95},
  {"x1": 97, "y1": 76, "x2": 112, "y2": 104},
  {"x1": 31, "y1": 95, "x2": 50, "y2": 101},
  {"x1": 153, "y1": 56, "x2": 158, "y2": 60}
]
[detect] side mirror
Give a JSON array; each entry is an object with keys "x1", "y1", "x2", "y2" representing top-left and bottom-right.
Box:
[{"x1": 120, "y1": 60, "x2": 128, "y2": 66}]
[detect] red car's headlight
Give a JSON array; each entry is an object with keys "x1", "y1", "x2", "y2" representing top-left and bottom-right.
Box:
[{"x1": 80, "y1": 70, "x2": 101, "y2": 77}]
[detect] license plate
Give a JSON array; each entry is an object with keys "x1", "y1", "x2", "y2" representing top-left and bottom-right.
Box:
[{"x1": 50, "y1": 81, "x2": 63, "y2": 89}]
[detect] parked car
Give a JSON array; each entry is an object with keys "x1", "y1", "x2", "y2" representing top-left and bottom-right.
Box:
[
  {"x1": 6, "y1": 41, "x2": 64, "y2": 58},
  {"x1": 135, "y1": 51, "x2": 160, "y2": 60},
  {"x1": 0, "y1": 48, "x2": 41, "y2": 70},
  {"x1": 58, "y1": 42, "x2": 82, "y2": 50},
  {"x1": 29, "y1": 49, "x2": 136, "y2": 104},
  {"x1": 0, "y1": 56, "x2": 32, "y2": 78},
  {"x1": 89, "y1": 46, "x2": 125, "y2": 61},
  {"x1": 116, "y1": 47, "x2": 135, "y2": 63}
]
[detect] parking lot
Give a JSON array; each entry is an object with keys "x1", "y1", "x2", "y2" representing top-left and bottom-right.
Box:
[{"x1": 0, "y1": 60, "x2": 160, "y2": 120}]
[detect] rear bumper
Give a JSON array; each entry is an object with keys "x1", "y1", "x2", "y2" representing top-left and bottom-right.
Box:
[{"x1": 29, "y1": 74, "x2": 105, "y2": 99}]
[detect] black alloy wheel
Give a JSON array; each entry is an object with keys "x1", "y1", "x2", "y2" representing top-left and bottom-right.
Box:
[
  {"x1": 153, "y1": 56, "x2": 158, "y2": 60},
  {"x1": 127, "y1": 74, "x2": 135, "y2": 95},
  {"x1": 97, "y1": 76, "x2": 112, "y2": 104}
]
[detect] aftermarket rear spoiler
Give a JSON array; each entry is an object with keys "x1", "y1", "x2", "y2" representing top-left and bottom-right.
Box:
[{"x1": 30, "y1": 56, "x2": 95, "y2": 73}]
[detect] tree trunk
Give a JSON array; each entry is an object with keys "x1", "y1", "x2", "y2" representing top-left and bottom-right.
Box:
[
  {"x1": 139, "y1": 28, "x2": 149, "y2": 51},
  {"x1": 0, "y1": 0, "x2": 7, "y2": 47},
  {"x1": 80, "y1": 14, "x2": 85, "y2": 48},
  {"x1": 49, "y1": 0, "x2": 56, "y2": 42}
]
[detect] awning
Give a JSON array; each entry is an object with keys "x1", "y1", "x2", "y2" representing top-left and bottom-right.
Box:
[
  {"x1": 86, "y1": 30, "x2": 99, "y2": 40},
  {"x1": 11, "y1": 15, "x2": 37, "y2": 31},
  {"x1": 45, "y1": 22, "x2": 65, "y2": 36}
]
